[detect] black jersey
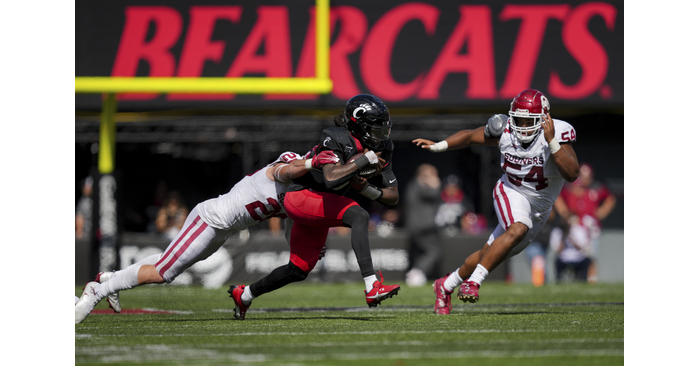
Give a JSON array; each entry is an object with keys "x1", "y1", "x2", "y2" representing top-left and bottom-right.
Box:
[{"x1": 288, "y1": 126, "x2": 398, "y2": 195}]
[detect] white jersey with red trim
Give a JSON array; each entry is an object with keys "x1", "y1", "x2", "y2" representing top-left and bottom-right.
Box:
[
  {"x1": 195, "y1": 152, "x2": 303, "y2": 230},
  {"x1": 498, "y1": 118, "x2": 576, "y2": 212}
]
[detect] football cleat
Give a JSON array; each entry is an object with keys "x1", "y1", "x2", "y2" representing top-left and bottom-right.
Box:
[
  {"x1": 228, "y1": 285, "x2": 250, "y2": 320},
  {"x1": 75, "y1": 281, "x2": 102, "y2": 324},
  {"x1": 457, "y1": 281, "x2": 481, "y2": 303},
  {"x1": 432, "y1": 275, "x2": 453, "y2": 315},
  {"x1": 95, "y1": 271, "x2": 121, "y2": 313},
  {"x1": 365, "y1": 271, "x2": 400, "y2": 308}
]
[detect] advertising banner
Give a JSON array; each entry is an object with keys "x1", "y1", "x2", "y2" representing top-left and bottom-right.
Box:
[{"x1": 76, "y1": 0, "x2": 623, "y2": 110}]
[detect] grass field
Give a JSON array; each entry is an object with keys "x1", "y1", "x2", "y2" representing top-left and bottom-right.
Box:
[{"x1": 75, "y1": 281, "x2": 623, "y2": 365}]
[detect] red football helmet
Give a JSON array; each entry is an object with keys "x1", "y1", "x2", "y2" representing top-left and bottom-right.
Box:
[{"x1": 508, "y1": 89, "x2": 550, "y2": 143}]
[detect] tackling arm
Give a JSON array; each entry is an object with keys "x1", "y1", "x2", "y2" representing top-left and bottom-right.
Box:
[{"x1": 267, "y1": 150, "x2": 340, "y2": 183}]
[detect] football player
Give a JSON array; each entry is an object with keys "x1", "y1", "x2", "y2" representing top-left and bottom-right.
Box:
[
  {"x1": 75, "y1": 149, "x2": 339, "y2": 324},
  {"x1": 230, "y1": 94, "x2": 401, "y2": 320},
  {"x1": 413, "y1": 89, "x2": 580, "y2": 315}
]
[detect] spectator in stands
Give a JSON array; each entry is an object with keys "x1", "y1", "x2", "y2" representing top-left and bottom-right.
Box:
[
  {"x1": 75, "y1": 176, "x2": 93, "y2": 239},
  {"x1": 375, "y1": 209, "x2": 399, "y2": 238},
  {"x1": 524, "y1": 211, "x2": 557, "y2": 287},
  {"x1": 404, "y1": 163, "x2": 443, "y2": 287},
  {"x1": 554, "y1": 162, "x2": 616, "y2": 283},
  {"x1": 550, "y1": 216, "x2": 592, "y2": 283},
  {"x1": 435, "y1": 174, "x2": 473, "y2": 237},
  {"x1": 460, "y1": 212, "x2": 488, "y2": 236},
  {"x1": 155, "y1": 191, "x2": 189, "y2": 240},
  {"x1": 145, "y1": 180, "x2": 169, "y2": 234}
]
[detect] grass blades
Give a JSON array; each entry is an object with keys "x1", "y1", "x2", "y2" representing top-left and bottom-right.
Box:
[{"x1": 75, "y1": 282, "x2": 623, "y2": 365}]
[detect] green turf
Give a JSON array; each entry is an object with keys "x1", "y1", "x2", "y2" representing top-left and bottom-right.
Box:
[{"x1": 75, "y1": 281, "x2": 623, "y2": 365}]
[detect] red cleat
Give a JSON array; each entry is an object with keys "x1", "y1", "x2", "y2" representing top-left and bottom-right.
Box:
[
  {"x1": 365, "y1": 271, "x2": 400, "y2": 308},
  {"x1": 458, "y1": 281, "x2": 481, "y2": 303},
  {"x1": 228, "y1": 285, "x2": 250, "y2": 320},
  {"x1": 432, "y1": 275, "x2": 453, "y2": 315}
]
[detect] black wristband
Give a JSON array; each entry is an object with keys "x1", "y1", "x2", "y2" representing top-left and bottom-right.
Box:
[{"x1": 353, "y1": 154, "x2": 370, "y2": 170}]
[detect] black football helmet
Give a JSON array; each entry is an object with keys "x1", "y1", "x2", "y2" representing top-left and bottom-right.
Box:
[{"x1": 343, "y1": 94, "x2": 392, "y2": 150}]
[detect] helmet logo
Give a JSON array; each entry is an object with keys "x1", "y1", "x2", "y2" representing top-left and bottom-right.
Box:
[
  {"x1": 352, "y1": 103, "x2": 372, "y2": 120},
  {"x1": 540, "y1": 95, "x2": 550, "y2": 113}
]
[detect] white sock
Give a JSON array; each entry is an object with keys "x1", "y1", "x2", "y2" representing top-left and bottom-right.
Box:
[
  {"x1": 241, "y1": 286, "x2": 254, "y2": 305},
  {"x1": 443, "y1": 269, "x2": 464, "y2": 292},
  {"x1": 99, "y1": 253, "x2": 161, "y2": 297},
  {"x1": 467, "y1": 264, "x2": 490, "y2": 286},
  {"x1": 364, "y1": 275, "x2": 378, "y2": 292}
]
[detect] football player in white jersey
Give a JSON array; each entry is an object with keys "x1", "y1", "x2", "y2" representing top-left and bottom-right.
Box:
[
  {"x1": 75, "y1": 149, "x2": 339, "y2": 324},
  {"x1": 412, "y1": 89, "x2": 580, "y2": 315}
]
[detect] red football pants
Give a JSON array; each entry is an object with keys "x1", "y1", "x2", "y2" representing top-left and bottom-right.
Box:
[{"x1": 283, "y1": 189, "x2": 359, "y2": 272}]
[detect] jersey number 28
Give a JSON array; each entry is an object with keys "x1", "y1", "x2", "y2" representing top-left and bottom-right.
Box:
[{"x1": 245, "y1": 198, "x2": 287, "y2": 222}]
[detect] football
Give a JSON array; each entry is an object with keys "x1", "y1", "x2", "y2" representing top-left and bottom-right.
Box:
[{"x1": 348, "y1": 152, "x2": 381, "y2": 178}]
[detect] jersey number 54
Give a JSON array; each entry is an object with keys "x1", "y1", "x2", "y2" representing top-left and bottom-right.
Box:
[{"x1": 502, "y1": 161, "x2": 548, "y2": 191}]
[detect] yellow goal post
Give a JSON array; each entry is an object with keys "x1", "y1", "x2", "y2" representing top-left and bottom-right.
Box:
[{"x1": 76, "y1": 0, "x2": 332, "y2": 174}]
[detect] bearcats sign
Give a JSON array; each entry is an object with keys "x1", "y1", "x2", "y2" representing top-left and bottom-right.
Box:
[{"x1": 76, "y1": 0, "x2": 623, "y2": 110}]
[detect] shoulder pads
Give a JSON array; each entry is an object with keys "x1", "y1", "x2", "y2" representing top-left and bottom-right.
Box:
[{"x1": 484, "y1": 114, "x2": 508, "y2": 138}]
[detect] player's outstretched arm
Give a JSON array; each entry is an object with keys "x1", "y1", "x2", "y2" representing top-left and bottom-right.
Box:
[
  {"x1": 268, "y1": 150, "x2": 340, "y2": 183},
  {"x1": 542, "y1": 113, "x2": 579, "y2": 182},
  {"x1": 413, "y1": 126, "x2": 498, "y2": 153}
]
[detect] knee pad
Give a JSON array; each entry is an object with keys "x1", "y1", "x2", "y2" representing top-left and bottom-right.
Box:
[
  {"x1": 287, "y1": 262, "x2": 309, "y2": 281},
  {"x1": 342, "y1": 205, "x2": 369, "y2": 227}
]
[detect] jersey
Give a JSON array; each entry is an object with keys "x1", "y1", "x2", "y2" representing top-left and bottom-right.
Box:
[
  {"x1": 288, "y1": 126, "x2": 398, "y2": 195},
  {"x1": 498, "y1": 118, "x2": 576, "y2": 212},
  {"x1": 195, "y1": 152, "x2": 302, "y2": 230},
  {"x1": 559, "y1": 182, "x2": 611, "y2": 230}
]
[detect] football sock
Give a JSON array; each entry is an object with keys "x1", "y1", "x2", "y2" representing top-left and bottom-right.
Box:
[
  {"x1": 364, "y1": 275, "x2": 378, "y2": 293},
  {"x1": 100, "y1": 253, "x2": 160, "y2": 296},
  {"x1": 443, "y1": 269, "x2": 464, "y2": 292},
  {"x1": 241, "y1": 286, "x2": 254, "y2": 305},
  {"x1": 468, "y1": 264, "x2": 490, "y2": 286}
]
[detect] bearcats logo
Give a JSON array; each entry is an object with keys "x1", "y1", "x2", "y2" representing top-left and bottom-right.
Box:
[{"x1": 352, "y1": 103, "x2": 372, "y2": 120}]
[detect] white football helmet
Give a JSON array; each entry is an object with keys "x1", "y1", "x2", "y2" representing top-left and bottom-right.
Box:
[{"x1": 508, "y1": 89, "x2": 550, "y2": 143}]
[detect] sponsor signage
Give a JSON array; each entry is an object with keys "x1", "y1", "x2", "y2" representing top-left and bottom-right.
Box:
[{"x1": 76, "y1": 0, "x2": 622, "y2": 109}]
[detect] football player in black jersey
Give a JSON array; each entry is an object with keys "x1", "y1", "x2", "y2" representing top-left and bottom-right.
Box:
[{"x1": 230, "y1": 94, "x2": 401, "y2": 319}]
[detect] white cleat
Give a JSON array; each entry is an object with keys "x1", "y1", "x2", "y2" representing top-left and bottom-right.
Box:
[
  {"x1": 96, "y1": 272, "x2": 121, "y2": 313},
  {"x1": 75, "y1": 281, "x2": 102, "y2": 324}
]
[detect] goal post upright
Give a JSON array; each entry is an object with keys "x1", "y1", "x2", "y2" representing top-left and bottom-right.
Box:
[{"x1": 76, "y1": 0, "x2": 333, "y2": 174}]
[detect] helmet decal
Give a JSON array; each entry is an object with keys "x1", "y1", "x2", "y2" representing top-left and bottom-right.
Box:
[{"x1": 352, "y1": 103, "x2": 372, "y2": 121}]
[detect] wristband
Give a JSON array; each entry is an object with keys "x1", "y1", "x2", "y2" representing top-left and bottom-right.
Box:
[
  {"x1": 430, "y1": 140, "x2": 448, "y2": 153},
  {"x1": 353, "y1": 155, "x2": 370, "y2": 170},
  {"x1": 304, "y1": 159, "x2": 313, "y2": 170},
  {"x1": 548, "y1": 139, "x2": 561, "y2": 154},
  {"x1": 360, "y1": 185, "x2": 383, "y2": 200}
]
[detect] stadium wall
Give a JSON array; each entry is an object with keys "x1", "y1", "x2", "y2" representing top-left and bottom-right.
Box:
[
  {"x1": 75, "y1": 230, "x2": 623, "y2": 286},
  {"x1": 75, "y1": 231, "x2": 506, "y2": 285}
]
